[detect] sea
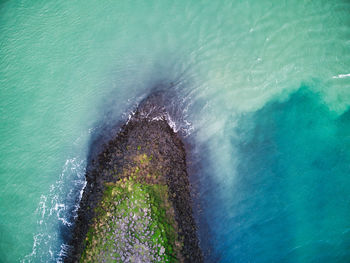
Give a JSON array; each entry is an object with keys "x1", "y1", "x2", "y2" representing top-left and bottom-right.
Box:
[{"x1": 1, "y1": 1, "x2": 350, "y2": 262}]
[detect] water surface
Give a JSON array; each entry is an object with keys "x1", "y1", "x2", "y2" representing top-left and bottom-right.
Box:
[{"x1": 1, "y1": 1, "x2": 350, "y2": 262}]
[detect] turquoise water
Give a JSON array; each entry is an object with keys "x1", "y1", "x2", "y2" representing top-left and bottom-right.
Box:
[{"x1": 1, "y1": 1, "x2": 350, "y2": 262}]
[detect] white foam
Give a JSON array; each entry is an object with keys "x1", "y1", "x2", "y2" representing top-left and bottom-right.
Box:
[
  {"x1": 23, "y1": 157, "x2": 86, "y2": 262},
  {"x1": 332, "y1": 73, "x2": 350, "y2": 79},
  {"x1": 165, "y1": 112, "x2": 179, "y2": 132}
]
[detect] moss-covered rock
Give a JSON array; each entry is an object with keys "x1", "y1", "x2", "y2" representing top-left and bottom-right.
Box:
[
  {"x1": 80, "y1": 154, "x2": 181, "y2": 262},
  {"x1": 68, "y1": 92, "x2": 202, "y2": 262}
]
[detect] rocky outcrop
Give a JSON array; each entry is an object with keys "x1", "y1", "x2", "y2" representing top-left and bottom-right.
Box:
[{"x1": 67, "y1": 92, "x2": 202, "y2": 262}]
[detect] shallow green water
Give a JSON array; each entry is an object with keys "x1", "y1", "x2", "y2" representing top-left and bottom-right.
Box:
[{"x1": 1, "y1": 1, "x2": 350, "y2": 262}]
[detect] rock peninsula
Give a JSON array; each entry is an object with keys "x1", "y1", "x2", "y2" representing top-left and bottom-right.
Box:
[{"x1": 67, "y1": 92, "x2": 203, "y2": 262}]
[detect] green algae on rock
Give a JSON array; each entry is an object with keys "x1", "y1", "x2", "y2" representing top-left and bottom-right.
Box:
[
  {"x1": 68, "y1": 92, "x2": 202, "y2": 262},
  {"x1": 81, "y1": 179, "x2": 179, "y2": 262},
  {"x1": 80, "y1": 157, "x2": 181, "y2": 262}
]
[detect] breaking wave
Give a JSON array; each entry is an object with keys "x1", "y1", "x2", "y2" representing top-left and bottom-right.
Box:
[{"x1": 22, "y1": 158, "x2": 86, "y2": 263}]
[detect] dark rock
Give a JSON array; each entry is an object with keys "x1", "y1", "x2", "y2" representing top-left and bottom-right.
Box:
[{"x1": 66, "y1": 91, "x2": 203, "y2": 262}]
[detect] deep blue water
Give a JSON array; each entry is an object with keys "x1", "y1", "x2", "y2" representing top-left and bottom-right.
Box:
[{"x1": 194, "y1": 87, "x2": 350, "y2": 262}]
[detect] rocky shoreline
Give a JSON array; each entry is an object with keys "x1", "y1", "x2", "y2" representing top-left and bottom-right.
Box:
[{"x1": 66, "y1": 92, "x2": 203, "y2": 262}]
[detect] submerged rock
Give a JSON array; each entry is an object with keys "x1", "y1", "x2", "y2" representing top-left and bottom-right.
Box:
[{"x1": 67, "y1": 92, "x2": 203, "y2": 262}]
